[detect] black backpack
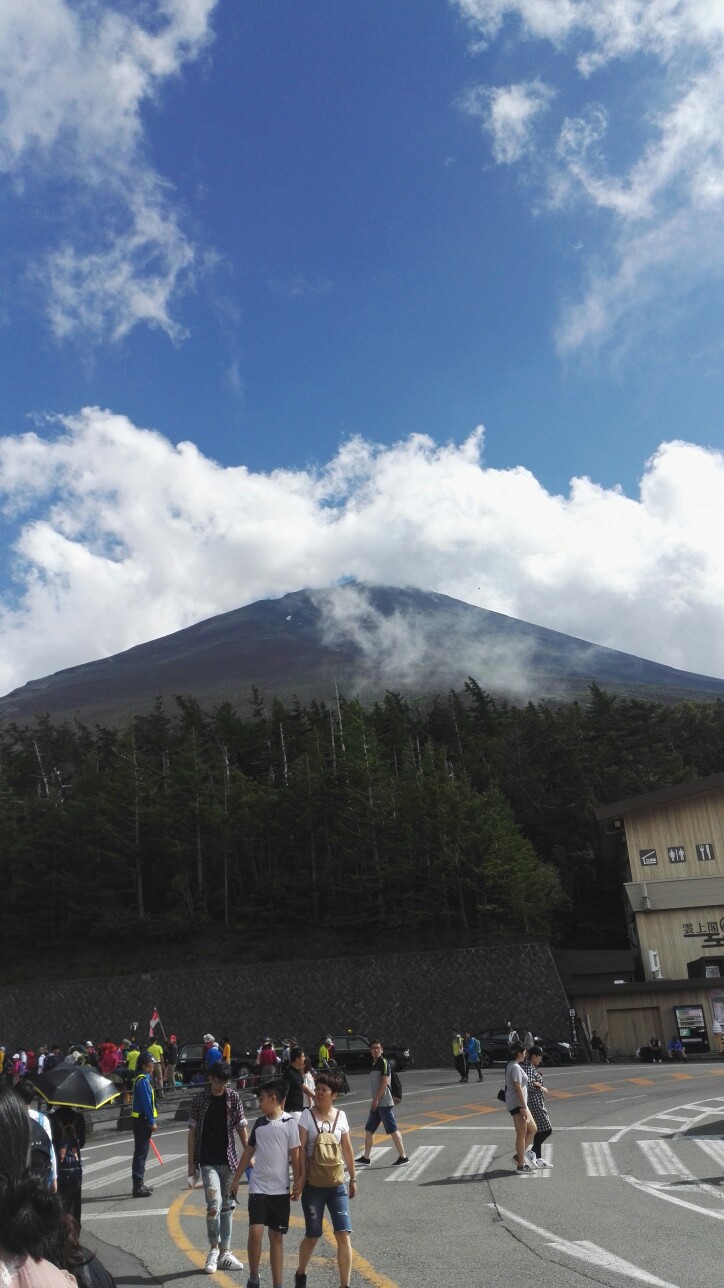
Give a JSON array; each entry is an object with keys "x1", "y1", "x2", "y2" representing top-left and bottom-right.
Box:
[
  {"x1": 388, "y1": 1061, "x2": 402, "y2": 1105},
  {"x1": 29, "y1": 1115, "x2": 54, "y2": 1188}
]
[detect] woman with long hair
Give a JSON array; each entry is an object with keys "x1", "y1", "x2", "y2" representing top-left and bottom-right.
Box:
[
  {"x1": 0, "y1": 1083, "x2": 74, "y2": 1287},
  {"x1": 521, "y1": 1045, "x2": 553, "y2": 1167},
  {"x1": 504, "y1": 1041, "x2": 537, "y2": 1175}
]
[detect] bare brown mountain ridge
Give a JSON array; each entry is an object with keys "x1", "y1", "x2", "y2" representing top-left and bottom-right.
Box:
[{"x1": 2, "y1": 584, "x2": 724, "y2": 727}]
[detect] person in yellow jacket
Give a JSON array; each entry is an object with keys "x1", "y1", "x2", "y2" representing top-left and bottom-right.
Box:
[{"x1": 452, "y1": 1030, "x2": 467, "y2": 1083}]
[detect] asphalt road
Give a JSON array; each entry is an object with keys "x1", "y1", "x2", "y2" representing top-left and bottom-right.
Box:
[{"x1": 80, "y1": 1061, "x2": 724, "y2": 1288}]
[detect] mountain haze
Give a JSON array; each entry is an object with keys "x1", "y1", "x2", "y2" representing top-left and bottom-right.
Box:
[{"x1": 2, "y1": 585, "x2": 724, "y2": 727}]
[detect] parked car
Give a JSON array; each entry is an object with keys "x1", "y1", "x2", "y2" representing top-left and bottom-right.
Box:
[
  {"x1": 475, "y1": 1027, "x2": 576, "y2": 1067},
  {"x1": 321, "y1": 1034, "x2": 412, "y2": 1073},
  {"x1": 176, "y1": 1042, "x2": 258, "y2": 1085}
]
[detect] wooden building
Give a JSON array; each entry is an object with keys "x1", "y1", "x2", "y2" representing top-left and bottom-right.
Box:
[{"x1": 579, "y1": 774, "x2": 724, "y2": 1057}]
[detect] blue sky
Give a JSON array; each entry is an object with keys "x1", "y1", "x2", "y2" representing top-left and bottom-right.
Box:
[{"x1": 1, "y1": 0, "x2": 724, "y2": 693}]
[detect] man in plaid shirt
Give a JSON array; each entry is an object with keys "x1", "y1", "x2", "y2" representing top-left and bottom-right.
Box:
[{"x1": 187, "y1": 1061, "x2": 249, "y2": 1274}]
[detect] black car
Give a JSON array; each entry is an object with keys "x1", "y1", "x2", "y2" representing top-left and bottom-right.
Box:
[
  {"x1": 475, "y1": 1027, "x2": 576, "y2": 1067},
  {"x1": 176, "y1": 1042, "x2": 258, "y2": 1085},
  {"x1": 323, "y1": 1034, "x2": 412, "y2": 1073}
]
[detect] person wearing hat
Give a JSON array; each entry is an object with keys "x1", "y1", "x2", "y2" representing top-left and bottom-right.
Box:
[{"x1": 317, "y1": 1037, "x2": 334, "y2": 1070}]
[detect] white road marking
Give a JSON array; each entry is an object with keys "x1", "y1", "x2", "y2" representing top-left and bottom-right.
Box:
[
  {"x1": 637, "y1": 1141, "x2": 693, "y2": 1178},
  {"x1": 582, "y1": 1142, "x2": 619, "y2": 1177},
  {"x1": 84, "y1": 1209, "x2": 170, "y2": 1219},
  {"x1": 368, "y1": 1147, "x2": 392, "y2": 1164},
  {"x1": 83, "y1": 1154, "x2": 183, "y2": 1192},
  {"x1": 451, "y1": 1144, "x2": 496, "y2": 1178},
  {"x1": 537, "y1": 1145, "x2": 553, "y2": 1177},
  {"x1": 623, "y1": 1175, "x2": 724, "y2": 1221},
  {"x1": 385, "y1": 1145, "x2": 443, "y2": 1181},
  {"x1": 82, "y1": 1155, "x2": 130, "y2": 1177},
  {"x1": 695, "y1": 1138, "x2": 724, "y2": 1169},
  {"x1": 492, "y1": 1204, "x2": 681, "y2": 1287},
  {"x1": 609, "y1": 1095, "x2": 724, "y2": 1143}
]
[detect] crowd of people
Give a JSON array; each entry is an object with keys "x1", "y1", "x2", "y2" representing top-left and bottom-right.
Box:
[{"x1": 0, "y1": 1025, "x2": 408, "y2": 1288}]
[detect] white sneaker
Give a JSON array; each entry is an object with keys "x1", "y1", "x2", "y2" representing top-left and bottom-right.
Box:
[
  {"x1": 205, "y1": 1249, "x2": 219, "y2": 1275},
  {"x1": 218, "y1": 1253, "x2": 244, "y2": 1271},
  {"x1": 524, "y1": 1147, "x2": 536, "y2": 1166},
  {"x1": 539, "y1": 1158, "x2": 553, "y2": 1167}
]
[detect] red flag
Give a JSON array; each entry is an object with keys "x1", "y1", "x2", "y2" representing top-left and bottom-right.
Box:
[{"x1": 149, "y1": 1009, "x2": 160, "y2": 1038}]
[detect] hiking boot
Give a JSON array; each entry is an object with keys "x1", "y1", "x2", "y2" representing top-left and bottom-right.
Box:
[{"x1": 133, "y1": 1184, "x2": 153, "y2": 1197}]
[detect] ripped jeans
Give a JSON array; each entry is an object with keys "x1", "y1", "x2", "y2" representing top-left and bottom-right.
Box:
[{"x1": 200, "y1": 1163, "x2": 235, "y2": 1249}]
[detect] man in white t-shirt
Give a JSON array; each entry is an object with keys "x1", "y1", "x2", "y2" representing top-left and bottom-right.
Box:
[{"x1": 231, "y1": 1080, "x2": 301, "y2": 1288}]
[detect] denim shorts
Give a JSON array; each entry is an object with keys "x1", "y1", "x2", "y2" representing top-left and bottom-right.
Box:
[
  {"x1": 301, "y1": 1183, "x2": 352, "y2": 1238},
  {"x1": 364, "y1": 1104, "x2": 398, "y2": 1135}
]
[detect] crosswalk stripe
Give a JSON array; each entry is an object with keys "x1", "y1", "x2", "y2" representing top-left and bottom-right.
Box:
[
  {"x1": 582, "y1": 1142, "x2": 618, "y2": 1176},
  {"x1": 694, "y1": 1139, "x2": 724, "y2": 1169},
  {"x1": 82, "y1": 1155, "x2": 129, "y2": 1177},
  {"x1": 385, "y1": 1145, "x2": 443, "y2": 1182},
  {"x1": 452, "y1": 1144, "x2": 496, "y2": 1178},
  {"x1": 537, "y1": 1144, "x2": 553, "y2": 1177},
  {"x1": 369, "y1": 1147, "x2": 392, "y2": 1165},
  {"x1": 637, "y1": 1140, "x2": 693, "y2": 1177},
  {"x1": 149, "y1": 1163, "x2": 193, "y2": 1189}
]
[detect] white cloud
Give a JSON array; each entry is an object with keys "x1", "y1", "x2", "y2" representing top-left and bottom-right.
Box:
[
  {"x1": 2, "y1": 409, "x2": 724, "y2": 694},
  {"x1": 459, "y1": 80, "x2": 554, "y2": 164},
  {"x1": 452, "y1": 0, "x2": 724, "y2": 352},
  {"x1": 0, "y1": 0, "x2": 217, "y2": 341}
]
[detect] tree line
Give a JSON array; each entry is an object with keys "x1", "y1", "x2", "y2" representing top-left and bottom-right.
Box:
[{"x1": 2, "y1": 682, "x2": 723, "y2": 954}]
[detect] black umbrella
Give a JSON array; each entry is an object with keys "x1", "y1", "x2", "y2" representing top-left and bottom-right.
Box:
[{"x1": 32, "y1": 1061, "x2": 120, "y2": 1109}]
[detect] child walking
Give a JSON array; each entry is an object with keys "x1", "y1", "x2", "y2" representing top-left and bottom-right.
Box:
[{"x1": 231, "y1": 1078, "x2": 301, "y2": 1288}]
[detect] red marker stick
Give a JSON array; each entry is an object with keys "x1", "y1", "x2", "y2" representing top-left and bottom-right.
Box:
[{"x1": 150, "y1": 1138, "x2": 164, "y2": 1165}]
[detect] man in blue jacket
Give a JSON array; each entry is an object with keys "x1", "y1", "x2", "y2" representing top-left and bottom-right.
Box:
[{"x1": 131, "y1": 1051, "x2": 158, "y2": 1197}]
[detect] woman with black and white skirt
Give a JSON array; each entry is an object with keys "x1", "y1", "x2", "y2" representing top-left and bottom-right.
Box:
[{"x1": 522, "y1": 1044, "x2": 553, "y2": 1168}]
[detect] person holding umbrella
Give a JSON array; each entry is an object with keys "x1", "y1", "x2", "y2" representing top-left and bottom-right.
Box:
[{"x1": 131, "y1": 1052, "x2": 158, "y2": 1198}]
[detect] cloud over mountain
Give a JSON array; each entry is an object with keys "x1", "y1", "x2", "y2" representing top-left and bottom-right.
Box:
[{"x1": 1, "y1": 408, "x2": 724, "y2": 695}]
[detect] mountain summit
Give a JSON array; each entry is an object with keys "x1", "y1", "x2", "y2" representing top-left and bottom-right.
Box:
[{"x1": 2, "y1": 584, "x2": 724, "y2": 726}]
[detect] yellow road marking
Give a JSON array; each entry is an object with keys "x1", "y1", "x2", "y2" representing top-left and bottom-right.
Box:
[
  {"x1": 169, "y1": 1187, "x2": 401, "y2": 1288},
  {"x1": 671, "y1": 1072, "x2": 693, "y2": 1080},
  {"x1": 627, "y1": 1078, "x2": 655, "y2": 1085},
  {"x1": 167, "y1": 1191, "x2": 239, "y2": 1288},
  {"x1": 587, "y1": 1083, "x2": 613, "y2": 1091}
]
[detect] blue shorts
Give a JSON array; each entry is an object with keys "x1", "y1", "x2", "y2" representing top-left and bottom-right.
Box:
[
  {"x1": 301, "y1": 1184, "x2": 352, "y2": 1238},
  {"x1": 364, "y1": 1105, "x2": 398, "y2": 1135}
]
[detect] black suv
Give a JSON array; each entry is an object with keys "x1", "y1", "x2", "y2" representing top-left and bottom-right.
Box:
[
  {"x1": 475, "y1": 1027, "x2": 576, "y2": 1067},
  {"x1": 322, "y1": 1034, "x2": 412, "y2": 1073}
]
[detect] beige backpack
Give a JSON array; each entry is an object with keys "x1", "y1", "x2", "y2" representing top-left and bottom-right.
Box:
[{"x1": 307, "y1": 1110, "x2": 344, "y2": 1187}]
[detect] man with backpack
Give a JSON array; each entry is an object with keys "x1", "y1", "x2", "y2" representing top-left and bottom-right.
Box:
[{"x1": 355, "y1": 1039, "x2": 408, "y2": 1168}]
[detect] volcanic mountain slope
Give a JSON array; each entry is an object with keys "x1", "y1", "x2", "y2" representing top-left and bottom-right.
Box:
[{"x1": 2, "y1": 584, "x2": 724, "y2": 727}]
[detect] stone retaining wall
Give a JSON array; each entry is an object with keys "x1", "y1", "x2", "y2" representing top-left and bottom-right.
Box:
[{"x1": 0, "y1": 941, "x2": 570, "y2": 1067}]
